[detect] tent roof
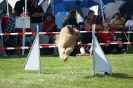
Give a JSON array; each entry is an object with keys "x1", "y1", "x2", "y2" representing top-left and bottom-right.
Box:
[{"x1": 104, "y1": 0, "x2": 133, "y2": 19}]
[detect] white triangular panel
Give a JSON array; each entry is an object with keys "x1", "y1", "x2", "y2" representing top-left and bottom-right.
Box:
[
  {"x1": 24, "y1": 35, "x2": 40, "y2": 71},
  {"x1": 91, "y1": 24, "x2": 112, "y2": 75},
  {"x1": 93, "y1": 34, "x2": 112, "y2": 74}
]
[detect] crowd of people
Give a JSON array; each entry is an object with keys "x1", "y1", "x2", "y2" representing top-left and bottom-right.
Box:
[
  {"x1": 66, "y1": 9, "x2": 132, "y2": 56},
  {"x1": 75, "y1": 9, "x2": 131, "y2": 56},
  {"x1": 0, "y1": 0, "x2": 133, "y2": 56}
]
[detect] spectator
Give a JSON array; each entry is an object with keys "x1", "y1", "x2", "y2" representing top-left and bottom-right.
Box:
[
  {"x1": 125, "y1": 15, "x2": 133, "y2": 30},
  {"x1": 125, "y1": 14, "x2": 133, "y2": 41},
  {"x1": 0, "y1": 39, "x2": 7, "y2": 56},
  {"x1": 43, "y1": 7, "x2": 58, "y2": 55},
  {"x1": 3, "y1": 13, "x2": 22, "y2": 49},
  {"x1": 110, "y1": 10, "x2": 127, "y2": 46},
  {"x1": 44, "y1": 7, "x2": 58, "y2": 31},
  {"x1": 46, "y1": 6, "x2": 54, "y2": 15},
  {"x1": 97, "y1": 24, "x2": 126, "y2": 54},
  {"x1": 43, "y1": 13, "x2": 55, "y2": 32},
  {"x1": 121, "y1": 11, "x2": 130, "y2": 23},
  {"x1": 3, "y1": 0, "x2": 31, "y2": 55},
  {"x1": 43, "y1": 6, "x2": 57, "y2": 33},
  {"x1": 76, "y1": 22, "x2": 92, "y2": 56},
  {"x1": 42, "y1": 13, "x2": 56, "y2": 43},
  {"x1": 110, "y1": 10, "x2": 125, "y2": 31},
  {"x1": 29, "y1": 0, "x2": 45, "y2": 32},
  {"x1": 14, "y1": 0, "x2": 31, "y2": 16},
  {"x1": 84, "y1": 10, "x2": 103, "y2": 30},
  {"x1": 62, "y1": 9, "x2": 78, "y2": 27},
  {"x1": 43, "y1": 13, "x2": 58, "y2": 55}
]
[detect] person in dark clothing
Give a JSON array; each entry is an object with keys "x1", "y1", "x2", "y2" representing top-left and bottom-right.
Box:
[
  {"x1": 76, "y1": 22, "x2": 92, "y2": 56},
  {"x1": 62, "y1": 9, "x2": 78, "y2": 27},
  {"x1": 84, "y1": 10, "x2": 103, "y2": 30},
  {"x1": 81, "y1": 26, "x2": 92, "y2": 44},
  {"x1": 29, "y1": 0, "x2": 45, "y2": 32},
  {"x1": 14, "y1": 0, "x2": 31, "y2": 16}
]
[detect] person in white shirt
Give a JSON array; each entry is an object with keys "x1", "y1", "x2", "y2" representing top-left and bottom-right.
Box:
[
  {"x1": 125, "y1": 15, "x2": 133, "y2": 42},
  {"x1": 125, "y1": 15, "x2": 133, "y2": 31}
]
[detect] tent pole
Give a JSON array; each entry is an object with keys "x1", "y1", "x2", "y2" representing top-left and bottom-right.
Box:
[
  {"x1": 6, "y1": 0, "x2": 9, "y2": 16},
  {"x1": 25, "y1": 0, "x2": 27, "y2": 15},
  {"x1": 51, "y1": 0, "x2": 54, "y2": 14},
  {"x1": 22, "y1": 0, "x2": 27, "y2": 55},
  {"x1": 99, "y1": 0, "x2": 105, "y2": 24}
]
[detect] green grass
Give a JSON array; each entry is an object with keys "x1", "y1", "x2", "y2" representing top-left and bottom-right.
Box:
[{"x1": 0, "y1": 54, "x2": 133, "y2": 88}]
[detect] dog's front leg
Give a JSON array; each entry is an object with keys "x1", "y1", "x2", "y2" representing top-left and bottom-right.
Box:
[
  {"x1": 63, "y1": 47, "x2": 74, "y2": 61},
  {"x1": 58, "y1": 47, "x2": 65, "y2": 61}
]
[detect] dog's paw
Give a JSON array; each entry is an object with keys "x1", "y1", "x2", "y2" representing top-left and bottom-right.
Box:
[
  {"x1": 61, "y1": 58, "x2": 68, "y2": 62},
  {"x1": 61, "y1": 55, "x2": 68, "y2": 62}
]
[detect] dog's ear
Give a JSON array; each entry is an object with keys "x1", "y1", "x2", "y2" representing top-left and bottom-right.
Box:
[{"x1": 66, "y1": 26, "x2": 74, "y2": 34}]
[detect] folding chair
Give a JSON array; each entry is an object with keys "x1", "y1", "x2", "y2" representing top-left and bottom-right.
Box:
[{"x1": 126, "y1": 26, "x2": 132, "y2": 50}]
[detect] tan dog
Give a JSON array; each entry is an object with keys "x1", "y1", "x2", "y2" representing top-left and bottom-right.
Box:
[{"x1": 54, "y1": 26, "x2": 82, "y2": 62}]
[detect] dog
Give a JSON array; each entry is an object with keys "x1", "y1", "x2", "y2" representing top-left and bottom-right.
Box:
[{"x1": 54, "y1": 25, "x2": 82, "y2": 62}]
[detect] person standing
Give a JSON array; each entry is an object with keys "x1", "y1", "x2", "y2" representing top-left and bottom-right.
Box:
[
  {"x1": 29, "y1": 0, "x2": 45, "y2": 32},
  {"x1": 14, "y1": 0, "x2": 31, "y2": 16}
]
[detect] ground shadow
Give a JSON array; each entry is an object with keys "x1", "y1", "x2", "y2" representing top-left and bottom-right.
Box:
[
  {"x1": 110, "y1": 73, "x2": 133, "y2": 79},
  {"x1": 84, "y1": 73, "x2": 133, "y2": 79},
  {"x1": 0, "y1": 55, "x2": 27, "y2": 59},
  {"x1": 41, "y1": 72, "x2": 56, "y2": 74}
]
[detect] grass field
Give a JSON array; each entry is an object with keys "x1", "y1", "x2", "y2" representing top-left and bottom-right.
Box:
[{"x1": 0, "y1": 54, "x2": 133, "y2": 88}]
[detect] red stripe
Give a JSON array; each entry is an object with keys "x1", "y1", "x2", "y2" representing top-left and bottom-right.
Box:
[
  {"x1": 0, "y1": 48, "x2": 7, "y2": 50},
  {"x1": 0, "y1": 42, "x2": 133, "y2": 50},
  {"x1": 45, "y1": 32, "x2": 53, "y2": 35},
  {"x1": 14, "y1": 47, "x2": 22, "y2": 50},
  {"x1": 28, "y1": 46, "x2": 32, "y2": 49},
  {"x1": 32, "y1": 32, "x2": 37, "y2": 34},
  {"x1": 76, "y1": 44, "x2": 92, "y2": 46},
  {"x1": 41, "y1": 46, "x2": 49, "y2": 48},
  {"x1": 18, "y1": 32, "x2": 24, "y2": 35},
  {"x1": 1, "y1": 31, "x2": 133, "y2": 35},
  {"x1": 86, "y1": 31, "x2": 92, "y2": 33},
  {"x1": 130, "y1": 42, "x2": 133, "y2": 44},
  {"x1": 3, "y1": 33, "x2": 11, "y2": 36},
  {"x1": 40, "y1": 44, "x2": 56, "y2": 46}
]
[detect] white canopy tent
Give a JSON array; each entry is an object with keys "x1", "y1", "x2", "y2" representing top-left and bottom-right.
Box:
[
  {"x1": 8, "y1": 0, "x2": 19, "y2": 9},
  {"x1": 7, "y1": 0, "x2": 48, "y2": 12},
  {"x1": 103, "y1": 1, "x2": 125, "y2": 19}
]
